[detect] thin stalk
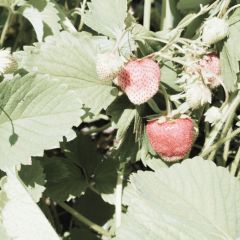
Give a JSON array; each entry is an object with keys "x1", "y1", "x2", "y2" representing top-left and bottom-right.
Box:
[
  {"x1": 147, "y1": 99, "x2": 162, "y2": 114},
  {"x1": 208, "y1": 150, "x2": 217, "y2": 161},
  {"x1": 201, "y1": 92, "x2": 240, "y2": 156},
  {"x1": 0, "y1": 106, "x2": 16, "y2": 137},
  {"x1": 155, "y1": 52, "x2": 187, "y2": 65},
  {"x1": 0, "y1": 10, "x2": 12, "y2": 46},
  {"x1": 223, "y1": 127, "x2": 232, "y2": 165},
  {"x1": 230, "y1": 147, "x2": 240, "y2": 176},
  {"x1": 160, "y1": 85, "x2": 172, "y2": 115},
  {"x1": 58, "y1": 202, "x2": 112, "y2": 237},
  {"x1": 143, "y1": 0, "x2": 153, "y2": 30},
  {"x1": 223, "y1": 4, "x2": 240, "y2": 19},
  {"x1": 218, "y1": 0, "x2": 232, "y2": 18},
  {"x1": 160, "y1": 0, "x2": 175, "y2": 31},
  {"x1": 50, "y1": 201, "x2": 62, "y2": 234},
  {"x1": 200, "y1": 128, "x2": 240, "y2": 158},
  {"x1": 78, "y1": 0, "x2": 88, "y2": 31},
  {"x1": 115, "y1": 164, "x2": 125, "y2": 229}
]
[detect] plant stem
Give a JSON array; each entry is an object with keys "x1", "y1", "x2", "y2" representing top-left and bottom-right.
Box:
[
  {"x1": 218, "y1": 0, "x2": 231, "y2": 18},
  {"x1": 200, "y1": 128, "x2": 240, "y2": 158},
  {"x1": 58, "y1": 202, "x2": 112, "y2": 237},
  {"x1": 160, "y1": 0, "x2": 175, "y2": 31},
  {"x1": 155, "y1": 52, "x2": 187, "y2": 65},
  {"x1": 230, "y1": 147, "x2": 240, "y2": 176},
  {"x1": 143, "y1": 0, "x2": 153, "y2": 30},
  {"x1": 160, "y1": 84, "x2": 172, "y2": 115},
  {"x1": 147, "y1": 99, "x2": 161, "y2": 114},
  {"x1": 0, "y1": 10, "x2": 12, "y2": 46},
  {"x1": 223, "y1": 127, "x2": 232, "y2": 165},
  {"x1": 78, "y1": 0, "x2": 88, "y2": 31},
  {"x1": 115, "y1": 164, "x2": 125, "y2": 229},
  {"x1": 201, "y1": 92, "x2": 240, "y2": 157}
]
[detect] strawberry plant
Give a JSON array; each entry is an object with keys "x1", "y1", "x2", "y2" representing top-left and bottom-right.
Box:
[{"x1": 0, "y1": 0, "x2": 240, "y2": 239}]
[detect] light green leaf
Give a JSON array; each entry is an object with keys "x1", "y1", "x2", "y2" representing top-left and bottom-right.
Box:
[
  {"x1": 161, "y1": 61, "x2": 180, "y2": 91},
  {"x1": 118, "y1": 157, "x2": 240, "y2": 240},
  {"x1": 0, "y1": 173, "x2": 59, "y2": 240},
  {"x1": 16, "y1": 31, "x2": 117, "y2": 114},
  {"x1": 116, "y1": 108, "x2": 136, "y2": 141},
  {"x1": 0, "y1": 74, "x2": 83, "y2": 171},
  {"x1": 141, "y1": 156, "x2": 168, "y2": 171},
  {"x1": 220, "y1": 9, "x2": 240, "y2": 92},
  {"x1": 19, "y1": 0, "x2": 61, "y2": 42},
  {"x1": 84, "y1": 0, "x2": 127, "y2": 38}
]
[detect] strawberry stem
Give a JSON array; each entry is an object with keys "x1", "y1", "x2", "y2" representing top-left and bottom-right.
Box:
[
  {"x1": 115, "y1": 163, "x2": 125, "y2": 229},
  {"x1": 143, "y1": 0, "x2": 153, "y2": 30},
  {"x1": 58, "y1": 202, "x2": 113, "y2": 237},
  {"x1": 147, "y1": 99, "x2": 161, "y2": 113},
  {"x1": 201, "y1": 92, "x2": 240, "y2": 157},
  {"x1": 229, "y1": 147, "x2": 240, "y2": 176},
  {"x1": 160, "y1": 0, "x2": 177, "y2": 31},
  {"x1": 78, "y1": 0, "x2": 88, "y2": 31},
  {"x1": 0, "y1": 10, "x2": 12, "y2": 46},
  {"x1": 200, "y1": 127, "x2": 240, "y2": 158},
  {"x1": 160, "y1": 84, "x2": 172, "y2": 116}
]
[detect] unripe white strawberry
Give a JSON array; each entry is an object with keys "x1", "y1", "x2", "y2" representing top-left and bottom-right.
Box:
[
  {"x1": 96, "y1": 53, "x2": 124, "y2": 82},
  {"x1": 117, "y1": 59, "x2": 161, "y2": 105},
  {"x1": 0, "y1": 49, "x2": 18, "y2": 74},
  {"x1": 186, "y1": 81, "x2": 212, "y2": 109},
  {"x1": 202, "y1": 17, "x2": 229, "y2": 45}
]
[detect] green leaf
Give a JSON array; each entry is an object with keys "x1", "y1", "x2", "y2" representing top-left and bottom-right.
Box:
[
  {"x1": 19, "y1": 159, "x2": 46, "y2": 202},
  {"x1": 62, "y1": 135, "x2": 118, "y2": 194},
  {"x1": 84, "y1": 0, "x2": 127, "y2": 38},
  {"x1": 0, "y1": 74, "x2": 83, "y2": 171},
  {"x1": 160, "y1": 61, "x2": 180, "y2": 92},
  {"x1": 220, "y1": 9, "x2": 240, "y2": 92},
  {"x1": 16, "y1": 31, "x2": 117, "y2": 114},
  {"x1": 116, "y1": 108, "x2": 136, "y2": 141},
  {"x1": 18, "y1": 0, "x2": 61, "y2": 42},
  {"x1": 118, "y1": 157, "x2": 240, "y2": 240},
  {"x1": 0, "y1": 173, "x2": 59, "y2": 240},
  {"x1": 19, "y1": 159, "x2": 45, "y2": 187},
  {"x1": 94, "y1": 158, "x2": 118, "y2": 194},
  {"x1": 141, "y1": 156, "x2": 168, "y2": 171},
  {"x1": 73, "y1": 190, "x2": 114, "y2": 227},
  {"x1": 42, "y1": 156, "x2": 87, "y2": 201},
  {"x1": 62, "y1": 134, "x2": 102, "y2": 177}
]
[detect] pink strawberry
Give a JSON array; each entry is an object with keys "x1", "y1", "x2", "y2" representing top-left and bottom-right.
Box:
[
  {"x1": 146, "y1": 117, "x2": 196, "y2": 162},
  {"x1": 117, "y1": 59, "x2": 160, "y2": 105},
  {"x1": 198, "y1": 53, "x2": 221, "y2": 88}
]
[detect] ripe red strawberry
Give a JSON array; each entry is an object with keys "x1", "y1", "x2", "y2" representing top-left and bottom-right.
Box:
[
  {"x1": 198, "y1": 53, "x2": 221, "y2": 88},
  {"x1": 117, "y1": 59, "x2": 160, "y2": 105},
  {"x1": 146, "y1": 117, "x2": 196, "y2": 162}
]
